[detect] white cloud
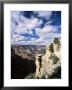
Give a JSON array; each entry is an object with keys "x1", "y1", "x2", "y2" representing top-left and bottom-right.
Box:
[
  {"x1": 35, "y1": 25, "x2": 57, "y2": 37},
  {"x1": 34, "y1": 25, "x2": 60, "y2": 45},
  {"x1": 11, "y1": 11, "x2": 21, "y2": 23},
  {"x1": 21, "y1": 15, "x2": 42, "y2": 29},
  {"x1": 26, "y1": 18, "x2": 38, "y2": 29},
  {"x1": 34, "y1": 11, "x2": 52, "y2": 19},
  {"x1": 45, "y1": 21, "x2": 53, "y2": 25},
  {"x1": 14, "y1": 16, "x2": 43, "y2": 35},
  {"x1": 11, "y1": 22, "x2": 16, "y2": 33},
  {"x1": 31, "y1": 38, "x2": 37, "y2": 41},
  {"x1": 15, "y1": 23, "x2": 28, "y2": 34},
  {"x1": 11, "y1": 24, "x2": 60, "y2": 45},
  {"x1": 11, "y1": 11, "x2": 61, "y2": 45},
  {"x1": 11, "y1": 34, "x2": 27, "y2": 42},
  {"x1": 53, "y1": 33, "x2": 61, "y2": 38}
]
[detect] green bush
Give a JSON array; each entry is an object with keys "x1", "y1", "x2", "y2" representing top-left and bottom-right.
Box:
[
  {"x1": 40, "y1": 66, "x2": 61, "y2": 79},
  {"x1": 53, "y1": 38, "x2": 61, "y2": 49},
  {"x1": 24, "y1": 66, "x2": 61, "y2": 79},
  {"x1": 25, "y1": 73, "x2": 36, "y2": 79},
  {"x1": 54, "y1": 38, "x2": 60, "y2": 44},
  {"x1": 52, "y1": 56, "x2": 59, "y2": 64},
  {"x1": 48, "y1": 66, "x2": 61, "y2": 79},
  {"x1": 49, "y1": 43, "x2": 54, "y2": 52}
]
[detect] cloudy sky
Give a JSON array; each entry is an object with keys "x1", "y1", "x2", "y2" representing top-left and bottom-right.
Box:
[{"x1": 11, "y1": 11, "x2": 61, "y2": 45}]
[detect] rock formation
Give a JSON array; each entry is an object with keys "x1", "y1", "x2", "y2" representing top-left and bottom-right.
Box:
[
  {"x1": 53, "y1": 38, "x2": 61, "y2": 60},
  {"x1": 35, "y1": 54, "x2": 43, "y2": 78},
  {"x1": 11, "y1": 38, "x2": 61, "y2": 79},
  {"x1": 35, "y1": 38, "x2": 61, "y2": 79},
  {"x1": 13, "y1": 46, "x2": 34, "y2": 60},
  {"x1": 11, "y1": 47, "x2": 36, "y2": 79}
]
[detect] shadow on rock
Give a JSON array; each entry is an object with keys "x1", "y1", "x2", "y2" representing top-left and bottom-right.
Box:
[{"x1": 11, "y1": 48, "x2": 36, "y2": 79}]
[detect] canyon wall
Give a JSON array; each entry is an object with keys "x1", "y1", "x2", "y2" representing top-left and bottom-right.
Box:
[{"x1": 35, "y1": 38, "x2": 61, "y2": 78}]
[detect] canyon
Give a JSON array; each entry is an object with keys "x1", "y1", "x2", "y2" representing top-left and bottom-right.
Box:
[{"x1": 11, "y1": 38, "x2": 61, "y2": 79}]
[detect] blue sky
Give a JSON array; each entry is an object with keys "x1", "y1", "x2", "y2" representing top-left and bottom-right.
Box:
[{"x1": 11, "y1": 11, "x2": 61, "y2": 45}]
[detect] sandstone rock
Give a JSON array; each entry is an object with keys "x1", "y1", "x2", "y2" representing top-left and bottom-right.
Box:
[{"x1": 35, "y1": 37, "x2": 61, "y2": 78}]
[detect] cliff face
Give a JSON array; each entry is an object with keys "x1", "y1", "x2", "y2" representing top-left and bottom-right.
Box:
[
  {"x1": 35, "y1": 38, "x2": 61, "y2": 78},
  {"x1": 11, "y1": 47, "x2": 36, "y2": 79},
  {"x1": 11, "y1": 38, "x2": 61, "y2": 79},
  {"x1": 13, "y1": 46, "x2": 34, "y2": 60}
]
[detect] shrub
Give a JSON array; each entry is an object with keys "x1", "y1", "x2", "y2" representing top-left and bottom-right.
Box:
[
  {"x1": 54, "y1": 38, "x2": 60, "y2": 44},
  {"x1": 48, "y1": 66, "x2": 61, "y2": 79},
  {"x1": 24, "y1": 66, "x2": 61, "y2": 79},
  {"x1": 25, "y1": 73, "x2": 36, "y2": 79},
  {"x1": 49, "y1": 43, "x2": 54, "y2": 52},
  {"x1": 50, "y1": 54, "x2": 59, "y2": 64},
  {"x1": 40, "y1": 66, "x2": 61, "y2": 79}
]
